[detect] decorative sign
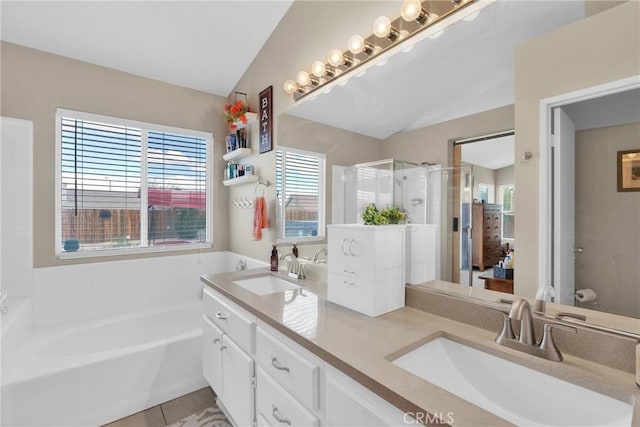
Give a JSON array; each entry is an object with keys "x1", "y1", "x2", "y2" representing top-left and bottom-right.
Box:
[{"x1": 259, "y1": 86, "x2": 273, "y2": 154}]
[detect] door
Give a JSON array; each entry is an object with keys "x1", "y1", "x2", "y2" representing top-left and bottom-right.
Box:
[
  {"x1": 221, "y1": 335, "x2": 255, "y2": 427},
  {"x1": 202, "y1": 316, "x2": 223, "y2": 395},
  {"x1": 553, "y1": 107, "x2": 576, "y2": 305}
]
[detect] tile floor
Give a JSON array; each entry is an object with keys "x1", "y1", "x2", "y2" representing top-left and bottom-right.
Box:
[{"x1": 103, "y1": 387, "x2": 219, "y2": 427}]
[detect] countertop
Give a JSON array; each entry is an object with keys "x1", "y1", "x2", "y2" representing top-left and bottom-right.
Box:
[{"x1": 201, "y1": 268, "x2": 639, "y2": 426}]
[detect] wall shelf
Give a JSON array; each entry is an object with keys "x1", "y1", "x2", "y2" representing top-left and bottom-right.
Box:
[
  {"x1": 223, "y1": 147, "x2": 252, "y2": 162},
  {"x1": 223, "y1": 174, "x2": 259, "y2": 187}
]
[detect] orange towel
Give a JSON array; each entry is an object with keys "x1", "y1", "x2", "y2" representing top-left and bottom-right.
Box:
[{"x1": 252, "y1": 196, "x2": 268, "y2": 240}]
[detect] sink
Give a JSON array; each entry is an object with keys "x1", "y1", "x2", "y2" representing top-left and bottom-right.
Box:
[
  {"x1": 392, "y1": 337, "x2": 632, "y2": 426},
  {"x1": 233, "y1": 275, "x2": 301, "y2": 296}
]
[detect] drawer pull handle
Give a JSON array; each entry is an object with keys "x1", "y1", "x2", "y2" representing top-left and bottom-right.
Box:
[
  {"x1": 220, "y1": 343, "x2": 227, "y2": 351},
  {"x1": 272, "y1": 405, "x2": 291, "y2": 425},
  {"x1": 216, "y1": 311, "x2": 229, "y2": 320},
  {"x1": 271, "y1": 356, "x2": 290, "y2": 373},
  {"x1": 213, "y1": 337, "x2": 220, "y2": 344}
]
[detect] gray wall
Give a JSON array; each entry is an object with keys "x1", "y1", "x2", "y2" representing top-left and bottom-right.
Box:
[
  {"x1": 575, "y1": 122, "x2": 640, "y2": 318},
  {"x1": 1, "y1": 42, "x2": 230, "y2": 267}
]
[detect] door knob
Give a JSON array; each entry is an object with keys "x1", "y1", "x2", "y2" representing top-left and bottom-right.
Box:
[{"x1": 572, "y1": 247, "x2": 584, "y2": 254}]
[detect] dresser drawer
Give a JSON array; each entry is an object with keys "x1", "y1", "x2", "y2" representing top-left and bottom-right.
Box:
[
  {"x1": 256, "y1": 327, "x2": 320, "y2": 410},
  {"x1": 203, "y1": 287, "x2": 255, "y2": 354},
  {"x1": 256, "y1": 367, "x2": 319, "y2": 427}
]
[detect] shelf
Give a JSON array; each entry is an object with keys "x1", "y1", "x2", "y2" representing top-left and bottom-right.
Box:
[
  {"x1": 223, "y1": 174, "x2": 259, "y2": 187},
  {"x1": 231, "y1": 112, "x2": 257, "y2": 130},
  {"x1": 223, "y1": 148, "x2": 252, "y2": 162}
]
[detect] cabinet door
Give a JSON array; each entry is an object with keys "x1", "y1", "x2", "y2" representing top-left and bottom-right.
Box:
[
  {"x1": 202, "y1": 315, "x2": 223, "y2": 396},
  {"x1": 328, "y1": 227, "x2": 374, "y2": 274},
  {"x1": 221, "y1": 335, "x2": 255, "y2": 427},
  {"x1": 326, "y1": 373, "x2": 402, "y2": 427}
]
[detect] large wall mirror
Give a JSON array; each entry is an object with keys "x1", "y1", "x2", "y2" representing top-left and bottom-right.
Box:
[{"x1": 276, "y1": 0, "x2": 640, "y2": 323}]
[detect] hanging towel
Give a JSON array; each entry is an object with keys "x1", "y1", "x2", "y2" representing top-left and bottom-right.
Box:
[{"x1": 252, "y1": 196, "x2": 268, "y2": 240}]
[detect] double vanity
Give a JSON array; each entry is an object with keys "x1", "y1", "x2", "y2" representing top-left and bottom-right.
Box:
[{"x1": 201, "y1": 269, "x2": 637, "y2": 426}]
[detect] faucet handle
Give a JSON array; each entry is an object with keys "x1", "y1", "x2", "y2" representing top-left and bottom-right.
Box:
[
  {"x1": 539, "y1": 323, "x2": 577, "y2": 362},
  {"x1": 487, "y1": 305, "x2": 516, "y2": 343}
]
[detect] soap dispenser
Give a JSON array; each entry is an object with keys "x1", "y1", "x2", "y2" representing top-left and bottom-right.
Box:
[
  {"x1": 292, "y1": 243, "x2": 299, "y2": 258},
  {"x1": 270, "y1": 245, "x2": 278, "y2": 272}
]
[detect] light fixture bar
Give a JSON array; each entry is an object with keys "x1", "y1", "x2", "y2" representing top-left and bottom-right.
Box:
[{"x1": 287, "y1": 0, "x2": 495, "y2": 102}]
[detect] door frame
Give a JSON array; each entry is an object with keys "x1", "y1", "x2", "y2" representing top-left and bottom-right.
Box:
[{"x1": 538, "y1": 75, "x2": 640, "y2": 292}]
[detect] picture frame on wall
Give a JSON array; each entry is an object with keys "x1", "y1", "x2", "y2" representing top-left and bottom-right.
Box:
[
  {"x1": 617, "y1": 149, "x2": 640, "y2": 192},
  {"x1": 259, "y1": 86, "x2": 273, "y2": 154}
]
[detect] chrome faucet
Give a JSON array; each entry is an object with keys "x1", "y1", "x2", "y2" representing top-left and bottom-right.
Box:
[
  {"x1": 509, "y1": 299, "x2": 536, "y2": 345},
  {"x1": 491, "y1": 298, "x2": 577, "y2": 362},
  {"x1": 280, "y1": 253, "x2": 305, "y2": 280},
  {"x1": 311, "y1": 247, "x2": 327, "y2": 263}
]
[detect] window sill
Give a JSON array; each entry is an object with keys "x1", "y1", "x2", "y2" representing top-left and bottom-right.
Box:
[
  {"x1": 276, "y1": 235, "x2": 325, "y2": 245},
  {"x1": 57, "y1": 242, "x2": 213, "y2": 260}
]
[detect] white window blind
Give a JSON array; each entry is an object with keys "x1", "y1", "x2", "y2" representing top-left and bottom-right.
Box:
[
  {"x1": 500, "y1": 184, "x2": 515, "y2": 239},
  {"x1": 57, "y1": 109, "x2": 212, "y2": 257},
  {"x1": 276, "y1": 148, "x2": 325, "y2": 241}
]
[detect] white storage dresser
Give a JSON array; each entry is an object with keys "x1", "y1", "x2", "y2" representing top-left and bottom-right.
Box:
[
  {"x1": 327, "y1": 224, "x2": 406, "y2": 317},
  {"x1": 405, "y1": 224, "x2": 438, "y2": 285}
]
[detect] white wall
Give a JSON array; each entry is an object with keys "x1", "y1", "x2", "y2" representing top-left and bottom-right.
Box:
[{"x1": 1, "y1": 117, "x2": 33, "y2": 299}]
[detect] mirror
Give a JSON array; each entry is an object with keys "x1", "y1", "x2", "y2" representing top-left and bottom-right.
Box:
[{"x1": 276, "y1": 1, "x2": 640, "y2": 322}]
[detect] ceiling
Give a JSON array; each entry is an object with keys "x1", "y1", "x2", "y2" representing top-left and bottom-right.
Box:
[
  {"x1": 287, "y1": 1, "x2": 584, "y2": 139},
  {"x1": 461, "y1": 134, "x2": 514, "y2": 170},
  {"x1": 563, "y1": 88, "x2": 640, "y2": 131},
  {"x1": 0, "y1": 1, "x2": 292, "y2": 97}
]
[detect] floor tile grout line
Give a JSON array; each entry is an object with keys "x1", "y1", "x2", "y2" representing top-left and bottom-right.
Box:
[{"x1": 159, "y1": 404, "x2": 168, "y2": 426}]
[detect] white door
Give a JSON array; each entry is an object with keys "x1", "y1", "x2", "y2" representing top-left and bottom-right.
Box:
[
  {"x1": 221, "y1": 335, "x2": 255, "y2": 427},
  {"x1": 553, "y1": 108, "x2": 576, "y2": 305},
  {"x1": 202, "y1": 316, "x2": 223, "y2": 396}
]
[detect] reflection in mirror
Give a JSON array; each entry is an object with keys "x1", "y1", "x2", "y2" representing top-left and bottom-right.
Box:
[{"x1": 277, "y1": 1, "x2": 639, "y2": 323}]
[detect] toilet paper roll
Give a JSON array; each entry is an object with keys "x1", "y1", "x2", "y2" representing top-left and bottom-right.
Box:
[{"x1": 575, "y1": 288, "x2": 597, "y2": 303}]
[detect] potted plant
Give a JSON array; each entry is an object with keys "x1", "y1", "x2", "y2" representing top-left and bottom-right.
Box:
[
  {"x1": 224, "y1": 99, "x2": 249, "y2": 130},
  {"x1": 361, "y1": 204, "x2": 408, "y2": 225}
]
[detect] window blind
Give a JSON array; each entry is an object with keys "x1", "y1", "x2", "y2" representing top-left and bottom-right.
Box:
[
  {"x1": 147, "y1": 131, "x2": 207, "y2": 245},
  {"x1": 58, "y1": 111, "x2": 212, "y2": 255},
  {"x1": 60, "y1": 117, "x2": 142, "y2": 250},
  {"x1": 276, "y1": 149, "x2": 323, "y2": 240}
]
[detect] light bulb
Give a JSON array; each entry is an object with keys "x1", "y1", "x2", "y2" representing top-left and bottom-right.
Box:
[
  {"x1": 373, "y1": 16, "x2": 392, "y2": 38},
  {"x1": 311, "y1": 61, "x2": 326, "y2": 77},
  {"x1": 401, "y1": 0, "x2": 426, "y2": 24},
  {"x1": 348, "y1": 35, "x2": 365, "y2": 54},
  {"x1": 328, "y1": 49, "x2": 345, "y2": 67},
  {"x1": 283, "y1": 80, "x2": 297, "y2": 94},
  {"x1": 296, "y1": 70, "x2": 311, "y2": 86}
]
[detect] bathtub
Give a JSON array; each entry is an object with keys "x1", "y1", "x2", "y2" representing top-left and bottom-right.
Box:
[{"x1": 1, "y1": 251, "x2": 268, "y2": 427}]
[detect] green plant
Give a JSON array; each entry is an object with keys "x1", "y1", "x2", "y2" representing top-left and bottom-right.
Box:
[{"x1": 361, "y1": 203, "x2": 407, "y2": 225}]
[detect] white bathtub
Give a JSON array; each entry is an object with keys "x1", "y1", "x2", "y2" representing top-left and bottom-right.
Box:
[{"x1": 1, "y1": 251, "x2": 268, "y2": 427}]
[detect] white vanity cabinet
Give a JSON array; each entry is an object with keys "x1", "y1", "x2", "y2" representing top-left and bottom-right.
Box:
[
  {"x1": 325, "y1": 367, "x2": 412, "y2": 427},
  {"x1": 327, "y1": 224, "x2": 406, "y2": 316},
  {"x1": 405, "y1": 224, "x2": 438, "y2": 285},
  {"x1": 254, "y1": 325, "x2": 321, "y2": 426},
  {"x1": 202, "y1": 288, "x2": 256, "y2": 427}
]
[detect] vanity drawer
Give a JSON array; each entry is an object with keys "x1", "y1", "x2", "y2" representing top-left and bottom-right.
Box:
[
  {"x1": 256, "y1": 327, "x2": 320, "y2": 410},
  {"x1": 203, "y1": 287, "x2": 255, "y2": 354},
  {"x1": 256, "y1": 367, "x2": 319, "y2": 427}
]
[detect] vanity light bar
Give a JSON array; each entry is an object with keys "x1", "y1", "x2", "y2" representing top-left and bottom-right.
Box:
[{"x1": 283, "y1": 0, "x2": 495, "y2": 100}]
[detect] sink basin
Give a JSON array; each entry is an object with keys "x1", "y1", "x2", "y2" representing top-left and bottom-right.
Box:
[
  {"x1": 233, "y1": 275, "x2": 301, "y2": 296},
  {"x1": 392, "y1": 337, "x2": 632, "y2": 426}
]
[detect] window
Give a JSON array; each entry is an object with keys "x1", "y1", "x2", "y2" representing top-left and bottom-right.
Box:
[
  {"x1": 56, "y1": 109, "x2": 212, "y2": 257},
  {"x1": 500, "y1": 184, "x2": 515, "y2": 240},
  {"x1": 276, "y1": 147, "x2": 325, "y2": 242}
]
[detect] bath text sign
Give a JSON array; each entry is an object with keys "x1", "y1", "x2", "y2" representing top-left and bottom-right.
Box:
[{"x1": 259, "y1": 86, "x2": 273, "y2": 154}]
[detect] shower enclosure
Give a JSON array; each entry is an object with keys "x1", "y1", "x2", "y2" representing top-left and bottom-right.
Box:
[{"x1": 332, "y1": 159, "x2": 474, "y2": 284}]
